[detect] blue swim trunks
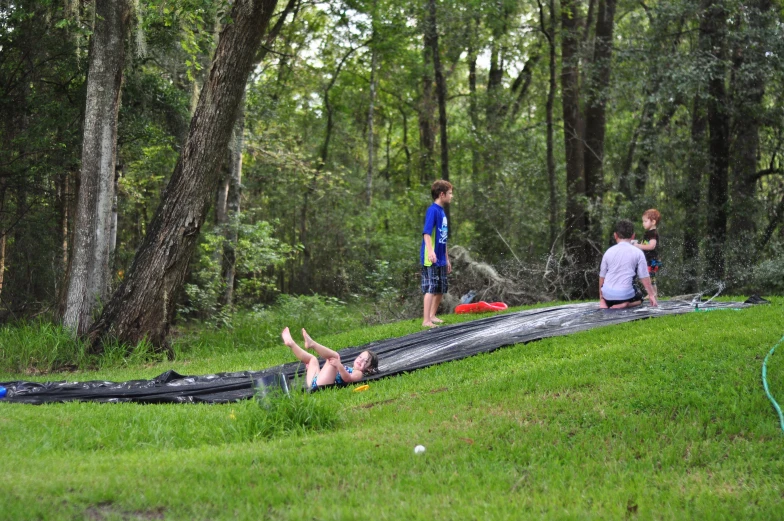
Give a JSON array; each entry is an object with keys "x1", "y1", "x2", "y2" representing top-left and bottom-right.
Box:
[{"x1": 310, "y1": 366, "x2": 353, "y2": 391}]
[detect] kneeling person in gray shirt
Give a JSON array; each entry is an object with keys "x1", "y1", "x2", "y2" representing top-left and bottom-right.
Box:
[{"x1": 599, "y1": 220, "x2": 658, "y2": 309}]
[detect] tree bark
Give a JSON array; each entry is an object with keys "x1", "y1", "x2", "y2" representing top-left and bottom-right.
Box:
[
  {"x1": 366, "y1": 45, "x2": 377, "y2": 206},
  {"x1": 728, "y1": 0, "x2": 772, "y2": 264},
  {"x1": 582, "y1": 0, "x2": 616, "y2": 279},
  {"x1": 560, "y1": 0, "x2": 586, "y2": 264},
  {"x1": 538, "y1": 0, "x2": 558, "y2": 248},
  {"x1": 702, "y1": 0, "x2": 730, "y2": 282},
  {"x1": 426, "y1": 0, "x2": 449, "y2": 184},
  {"x1": 63, "y1": 0, "x2": 131, "y2": 335},
  {"x1": 399, "y1": 106, "x2": 412, "y2": 186},
  {"x1": 219, "y1": 101, "x2": 245, "y2": 309},
  {"x1": 88, "y1": 0, "x2": 280, "y2": 350},
  {"x1": 0, "y1": 233, "x2": 5, "y2": 300},
  {"x1": 546, "y1": 16, "x2": 558, "y2": 250},
  {"x1": 468, "y1": 50, "x2": 480, "y2": 186},
  {"x1": 681, "y1": 95, "x2": 706, "y2": 293},
  {"x1": 418, "y1": 27, "x2": 436, "y2": 183}
]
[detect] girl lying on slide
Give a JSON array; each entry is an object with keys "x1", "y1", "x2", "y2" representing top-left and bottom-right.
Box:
[{"x1": 281, "y1": 327, "x2": 379, "y2": 391}]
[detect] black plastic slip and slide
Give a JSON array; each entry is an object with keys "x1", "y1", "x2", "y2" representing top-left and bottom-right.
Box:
[{"x1": 0, "y1": 297, "x2": 765, "y2": 405}]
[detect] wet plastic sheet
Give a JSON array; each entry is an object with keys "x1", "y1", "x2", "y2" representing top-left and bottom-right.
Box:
[{"x1": 0, "y1": 299, "x2": 751, "y2": 404}]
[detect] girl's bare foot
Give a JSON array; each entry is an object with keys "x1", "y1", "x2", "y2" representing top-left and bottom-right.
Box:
[
  {"x1": 281, "y1": 327, "x2": 296, "y2": 348},
  {"x1": 302, "y1": 328, "x2": 315, "y2": 350}
]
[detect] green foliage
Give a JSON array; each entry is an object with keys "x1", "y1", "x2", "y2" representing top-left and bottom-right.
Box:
[
  {"x1": 0, "y1": 321, "x2": 167, "y2": 374},
  {"x1": 250, "y1": 293, "x2": 358, "y2": 335},
  {"x1": 229, "y1": 386, "x2": 343, "y2": 440},
  {"x1": 4, "y1": 0, "x2": 784, "y2": 326},
  {"x1": 752, "y1": 258, "x2": 784, "y2": 293},
  {"x1": 181, "y1": 218, "x2": 295, "y2": 322}
]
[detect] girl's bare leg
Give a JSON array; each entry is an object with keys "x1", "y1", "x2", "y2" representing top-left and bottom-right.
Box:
[
  {"x1": 315, "y1": 362, "x2": 338, "y2": 386},
  {"x1": 282, "y1": 327, "x2": 315, "y2": 364},
  {"x1": 302, "y1": 329, "x2": 339, "y2": 360},
  {"x1": 301, "y1": 329, "x2": 342, "y2": 386},
  {"x1": 282, "y1": 327, "x2": 320, "y2": 383}
]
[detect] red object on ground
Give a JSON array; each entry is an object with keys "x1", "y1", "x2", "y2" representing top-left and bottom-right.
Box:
[{"x1": 454, "y1": 301, "x2": 509, "y2": 314}]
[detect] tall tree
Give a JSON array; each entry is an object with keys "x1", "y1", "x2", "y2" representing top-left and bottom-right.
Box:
[
  {"x1": 366, "y1": 44, "x2": 378, "y2": 206},
  {"x1": 560, "y1": 0, "x2": 587, "y2": 269},
  {"x1": 702, "y1": 0, "x2": 730, "y2": 282},
  {"x1": 425, "y1": 0, "x2": 449, "y2": 183},
  {"x1": 582, "y1": 0, "x2": 616, "y2": 277},
  {"x1": 88, "y1": 0, "x2": 281, "y2": 350},
  {"x1": 63, "y1": 0, "x2": 132, "y2": 335},
  {"x1": 681, "y1": 94, "x2": 707, "y2": 293},
  {"x1": 538, "y1": 0, "x2": 558, "y2": 248},
  {"x1": 728, "y1": 0, "x2": 774, "y2": 265},
  {"x1": 418, "y1": 22, "x2": 437, "y2": 183}
]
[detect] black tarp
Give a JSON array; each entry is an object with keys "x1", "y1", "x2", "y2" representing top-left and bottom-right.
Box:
[{"x1": 0, "y1": 298, "x2": 755, "y2": 404}]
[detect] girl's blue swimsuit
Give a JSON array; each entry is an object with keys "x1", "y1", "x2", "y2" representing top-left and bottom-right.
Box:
[{"x1": 311, "y1": 366, "x2": 353, "y2": 391}]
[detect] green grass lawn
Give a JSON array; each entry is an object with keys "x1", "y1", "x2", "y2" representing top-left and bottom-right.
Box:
[{"x1": 1, "y1": 298, "x2": 784, "y2": 520}]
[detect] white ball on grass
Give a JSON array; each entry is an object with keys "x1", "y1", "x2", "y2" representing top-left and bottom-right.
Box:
[{"x1": 414, "y1": 445, "x2": 426, "y2": 454}]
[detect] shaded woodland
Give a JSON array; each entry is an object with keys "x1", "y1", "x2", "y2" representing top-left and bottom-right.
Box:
[{"x1": 1, "y1": 0, "x2": 783, "y2": 348}]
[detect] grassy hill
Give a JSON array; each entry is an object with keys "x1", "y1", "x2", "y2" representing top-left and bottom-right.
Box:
[{"x1": 1, "y1": 298, "x2": 783, "y2": 520}]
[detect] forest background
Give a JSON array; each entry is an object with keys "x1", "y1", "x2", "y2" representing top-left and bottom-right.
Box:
[{"x1": 1, "y1": 0, "x2": 783, "y2": 352}]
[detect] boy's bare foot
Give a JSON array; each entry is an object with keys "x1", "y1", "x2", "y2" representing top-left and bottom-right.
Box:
[
  {"x1": 431, "y1": 317, "x2": 444, "y2": 323},
  {"x1": 422, "y1": 322, "x2": 438, "y2": 328},
  {"x1": 281, "y1": 327, "x2": 296, "y2": 348},
  {"x1": 302, "y1": 328, "x2": 315, "y2": 350}
]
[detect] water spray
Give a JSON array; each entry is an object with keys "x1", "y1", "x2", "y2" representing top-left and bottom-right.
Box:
[{"x1": 690, "y1": 281, "x2": 726, "y2": 310}]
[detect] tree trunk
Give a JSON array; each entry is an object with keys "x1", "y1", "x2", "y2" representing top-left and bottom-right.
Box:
[
  {"x1": 582, "y1": 0, "x2": 616, "y2": 280},
  {"x1": 468, "y1": 51, "x2": 480, "y2": 186},
  {"x1": 109, "y1": 164, "x2": 122, "y2": 261},
  {"x1": 220, "y1": 101, "x2": 245, "y2": 309},
  {"x1": 55, "y1": 169, "x2": 73, "y2": 316},
  {"x1": 88, "y1": 0, "x2": 280, "y2": 350},
  {"x1": 0, "y1": 233, "x2": 5, "y2": 300},
  {"x1": 560, "y1": 0, "x2": 586, "y2": 265},
  {"x1": 63, "y1": 0, "x2": 131, "y2": 335},
  {"x1": 366, "y1": 45, "x2": 377, "y2": 206},
  {"x1": 426, "y1": 0, "x2": 449, "y2": 184},
  {"x1": 539, "y1": 0, "x2": 558, "y2": 248},
  {"x1": 215, "y1": 165, "x2": 230, "y2": 226},
  {"x1": 702, "y1": 0, "x2": 730, "y2": 282},
  {"x1": 418, "y1": 30, "x2": 436, "y2": 183},
  {"x1": 728, "y1": 0, "x2": 772, "y2": 269},
  {"x1": 484, "y1": 39, "x2": 504, "y2": 179},
  {"x1": 681, "y1": 95, "x2": 706, "y2": 293},
  {"x1": 400, "y1": 106, "x2": 412, "y2": 186}
]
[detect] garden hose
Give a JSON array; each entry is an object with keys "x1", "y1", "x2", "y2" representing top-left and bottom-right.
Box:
[{"x1": 762, "y1": 334, "x2": 784, "y2": 434}]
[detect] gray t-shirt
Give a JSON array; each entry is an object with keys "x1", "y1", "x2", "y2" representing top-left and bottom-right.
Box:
[{"x1": 599, "y1": 241, "x2": 649, "y2": 301}]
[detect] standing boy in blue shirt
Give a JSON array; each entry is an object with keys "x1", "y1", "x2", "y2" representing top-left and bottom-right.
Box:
[{"x1": 421, "y1": 180, "x2": 453, "y2": 327}]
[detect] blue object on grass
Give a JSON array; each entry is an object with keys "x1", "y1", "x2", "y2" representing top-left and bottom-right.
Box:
[
  {"x1": 762, "y1": 334, "x2": 784, "y2": 434},
  {"x1": 0, "y1": 386, "x2": 6, "y2": 399},
  {"x1": 460, "y1": 290, "x2": 477, "y2": 304}
]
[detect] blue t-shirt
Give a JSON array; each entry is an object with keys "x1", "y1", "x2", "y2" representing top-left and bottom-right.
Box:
[{"x1": 420, "y1": 203, "x2": 448, "y2": 266}]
